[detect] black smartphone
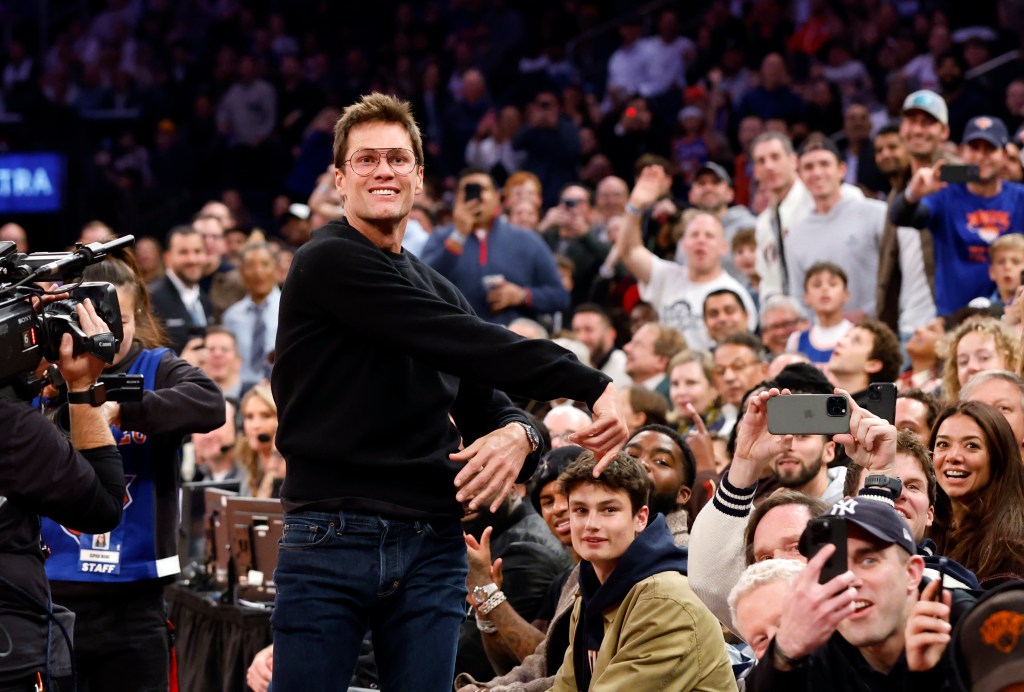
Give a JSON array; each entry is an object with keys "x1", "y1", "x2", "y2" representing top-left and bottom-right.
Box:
[
  {"x1": 938, "y1": 164, "x2": 980, "y2": 183},
  {"x1": 932, "y1": 556, "x2": 948, "y2": 602},
  {"x1": 767, "y1": 394, "x2": 851, "y2": 435},
  {"x1": 862, "y1": 383, "x2": 897, "y2": 424},
  {"x1": 800, "y1": 516, "x2": 848, "y2": 585},
  {"x1": 463, "y1": 182, "x2": 483, "y2": 203}
]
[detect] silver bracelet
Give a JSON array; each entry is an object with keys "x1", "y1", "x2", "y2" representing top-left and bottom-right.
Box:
[
  {"x1": 475, "y1": 615, "x2": 498, "y2": 634},
  {"x1": 478, "y1": 590, "x2": 507, "y2": 616}
]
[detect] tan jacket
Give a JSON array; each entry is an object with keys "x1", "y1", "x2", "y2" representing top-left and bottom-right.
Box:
[{"x1": 548, "y1": 572, "x2": 737, "y2": 692}]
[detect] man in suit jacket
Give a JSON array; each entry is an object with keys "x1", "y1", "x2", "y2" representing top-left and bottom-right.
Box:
[{"x1": 149, "y1": 226, "x2": 213, "y2": 355}]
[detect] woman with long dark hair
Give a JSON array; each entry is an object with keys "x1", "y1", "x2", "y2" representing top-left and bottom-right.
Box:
[
  {"x1": 929, "y1": 400, "x2": 1024, "y2": 587},
  {"x1": 39, "y1": 252, "x2": 224, "y2": 690}
]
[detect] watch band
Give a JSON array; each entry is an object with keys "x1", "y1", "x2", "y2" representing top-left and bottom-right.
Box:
[
  {"x1": 471, "y1": 582, "x2": 499, "y2": 605},
  {"x1": 66, "y1": 383, "x2": 107, "y2": 407},
  {"x1": 475, "y1": 616, "x2": 498, "y2": 634},
  {"x1": 478, "y1": 590, "x2": 507, "y2": 616},
  {"x1": 511, "y1": 421, "x2": 540, "y2": 453}
]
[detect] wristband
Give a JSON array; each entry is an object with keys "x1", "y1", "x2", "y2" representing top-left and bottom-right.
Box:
[
  {"x1": 772, "y1": 639, "x2": 808, "y2": 670},
  {"x1": 475, "y1": 616, "x2": 498, "y2": 634},
  {"x1": 67, "y1": 382, "x2": 107, "y2": 407},
  {"x1": 478, "y1": 590, "x2": 507, "y2": 616},
  {"x1": 624, "y1": 202, "x2": 645, "y2": 216}
]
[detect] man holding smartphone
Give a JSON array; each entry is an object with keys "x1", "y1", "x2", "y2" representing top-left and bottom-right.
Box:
[
  {"x1": 422, "y1": 169, "x2": 570, "y2": 326},
  {"x1": 891, "y1": 115, "x2": 1024, "y2": 315}
]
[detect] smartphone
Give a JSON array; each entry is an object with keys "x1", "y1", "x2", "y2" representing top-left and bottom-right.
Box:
[
  {"x1": 766, "y1": 394, "x2": 851, "y2": 435},
  {"x1": 862, "y1": 383, "x2": 896, "y2": 424},
  {"x1": 938, "y1": 164, "x2": 980, "y2": 183},
  {"x1": 932, "y1": 556, "x2": 948, "y2": 602},
  {"x1": 801, "y1": 516, "x2": 849, "y2": 585},
  {"x1": 464, "y1": 182, "x2": 483, "y2": 203}
]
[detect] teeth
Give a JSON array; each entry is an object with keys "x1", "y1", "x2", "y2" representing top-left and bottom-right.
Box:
[
  {"x1": 854, "y1": 601, "x2": 869, "y2": 610},
  {"x1": 371, "y1": 190, "x2": 396, "y2": 195},
  {"x1": 945, "y1": 470, "x2": 968, "y2": 478}
]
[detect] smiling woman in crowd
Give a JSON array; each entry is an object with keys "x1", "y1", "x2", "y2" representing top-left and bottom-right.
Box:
[
  {"x1": 939, "y1": 316, "x2": 1019, "y2": 402},
  {"x1": 929, "y1": 400, "x2": 1024, "y2": 587}
]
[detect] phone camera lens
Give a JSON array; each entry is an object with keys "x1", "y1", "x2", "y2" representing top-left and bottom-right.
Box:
[{"x1": 826, "y1": 396, "x2": 848, "y2": 417}]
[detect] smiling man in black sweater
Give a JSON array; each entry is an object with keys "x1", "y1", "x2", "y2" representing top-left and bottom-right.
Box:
[{"x1": 269, "y1": 93, "x2": 627, "y2": 692}]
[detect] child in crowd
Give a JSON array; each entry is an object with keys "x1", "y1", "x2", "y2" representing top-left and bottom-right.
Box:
[
  {"x1": 730, "y1": 227, "x2": 759, "y2": 307},
  {"x1": 988, "y1": 232, "x2": 1024, "y2": 310},
  {"x1": 787, "y1": 261, "x2": 853, "y2": 367}
]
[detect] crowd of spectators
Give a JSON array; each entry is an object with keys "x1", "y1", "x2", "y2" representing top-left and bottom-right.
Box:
[{"x1": 5, "y1": 0, "x2": 1024, "y2": 690}]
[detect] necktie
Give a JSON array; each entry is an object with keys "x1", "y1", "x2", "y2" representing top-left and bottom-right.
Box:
[
  {"x1": 251, "y1": 302, "x2": 266, "y2": 379},
  {"x1": 190, "y1": 298, "x2": 206, "y2": 326}
]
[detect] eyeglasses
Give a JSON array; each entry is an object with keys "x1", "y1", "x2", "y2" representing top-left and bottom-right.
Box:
[
  {"x1": 762, "y1": 319, "x2": 800, "y2": 332},
  {"x1": 713, "y1": 360, "x2": 759, "y2": 378},
  {"x1": 344, "y1": 148, "x2": 418, "y2": 176}
]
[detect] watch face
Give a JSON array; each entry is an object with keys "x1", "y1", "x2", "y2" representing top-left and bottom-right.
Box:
[{"x1": 472, "y1": 584, "x2": 494, "y2": 604}]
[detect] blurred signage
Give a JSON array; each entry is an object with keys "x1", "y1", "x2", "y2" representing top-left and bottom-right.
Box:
[{"x1": 0, "y1": 153, "x2": 64, "y2": 213}]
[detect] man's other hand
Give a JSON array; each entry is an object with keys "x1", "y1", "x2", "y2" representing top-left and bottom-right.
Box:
[{"x1": 569, "y1": 383, "x2": 628, "y2": 476}]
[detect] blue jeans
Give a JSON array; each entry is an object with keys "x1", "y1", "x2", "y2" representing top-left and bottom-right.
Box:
[{"x1": 270, "y1": 511, "x2": 468, "y2": 692}]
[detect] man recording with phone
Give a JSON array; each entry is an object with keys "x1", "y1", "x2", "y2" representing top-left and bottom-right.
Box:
[
  {"x1": 1, "y1": 299, "x2": 125, "y2": 691},
  {"x1": 422, "y1": 169, "x2": 569, "y2": 326},
  {"x1": 891, "y1": 115, "x2": 1024, "y2": 315}
]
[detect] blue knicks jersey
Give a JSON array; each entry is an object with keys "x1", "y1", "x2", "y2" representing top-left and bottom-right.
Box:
[{"x1": 42, "y1": 348, "x2": 180, "y2": 583}]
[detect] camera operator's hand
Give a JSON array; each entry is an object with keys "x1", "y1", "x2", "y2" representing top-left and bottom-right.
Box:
[
  {"x1": 59, "y1": 299, "x2": 112, "y2": 391},
  {"x1": 730, "y1": 388, "x2": 792, "y2": 487},
  {"x1": 831, "y1": 388, "x2": 896, "y2": 474},
  {"x1": 773, "y1": 544, "x2": 857, "y2": 668}
]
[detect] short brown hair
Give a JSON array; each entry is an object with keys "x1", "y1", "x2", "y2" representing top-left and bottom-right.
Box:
[
  {"x1": 332, "y1": 93, "x2": 424, "y2": 171},
  {"x1": 743, "y1": 490, "x2": 829, "y2": 566},
  {"x1": 625, "y1": 385, "x2": 669, "y2": 427},
  {"x1": 898, "y1": 388, "x2": 940, "y2": 434},
  {"x1": 857, "y1": 319, "x2": 903, "y2": 384},
  {"x1": 731, "y1": 227, "x2": 756, "y2": 253},
  {"x1": 804, "y1": 261, "x2": 848, "y2": 290},
  {"x1": 560, "y1": 450, "x2": 651, "y2": 515},
  {"x1": 650, "y1": 323, "x2": 688, "y2": 360}
]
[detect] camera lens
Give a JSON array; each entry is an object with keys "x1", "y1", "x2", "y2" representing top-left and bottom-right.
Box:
[{"x1": 826, "y1": 396, "x2": 848, "y2": 417}]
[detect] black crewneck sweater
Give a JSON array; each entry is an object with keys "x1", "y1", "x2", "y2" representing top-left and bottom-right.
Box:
[{"x1": 272, "y1": 220, "x2": 610, "y2": 520}]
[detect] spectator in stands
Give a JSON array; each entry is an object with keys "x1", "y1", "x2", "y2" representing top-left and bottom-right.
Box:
[
  {"x1": 935, "y1": 50, "x2": 994, "y2": 141},
  {"x1": 712, "y1": 333, "x2": 769, "y2": 434},
  {"x1": 193, "y1": 212, "x2": 245, "y2": 321},
  {"x1": 200, "y1": 325, "x2": 247, "y2": 404},
  {"x1": 827, "y1": 321, "x2": 903, "y2": 407},
  {"x1": 786, "y1": 261, "x2": 853, "y2": 367},
  {"x1": 618, "y1": 385, "x2": 670, "y2": 435},
  {"x1": 222, "y1": 242, "x2": 280, "y2": 386},
  {"x1": 539, "y1": 183, "x2": 609, "y2": 307},
  {"x1": 623, "y1": 321, "x2": 687, "y2": 404},
  {"x1": 0, "y1": 222, "x2": 28, "y2": 251},
  {"x1": 939, "y1": 316, "x2": 1019, "y2": 402},
  {"x1": 899, "y1": 317, "x2": 945, "y2": 394},
  {"x1": 465, "y1": 105, "x2": 526, "y2": 182},
  {"x1": 192, "y1": 400, "x2": 247, "y2": 485},
  {"x1": 149, "y1": 225, "x2": 212, "y2": 356},
  {"x1": 133, "y1": 236, "x2": 164, "y2": 284},
  {"x1": 960, "y1": 370, "x2": 1024, "y2": 453},
  {"x1": 548, "y1": 451, "x2": 735, "y2": 691},
  {"x1": 423, "y1": 169, "x2": 569, "y2": 326},
  {"x1": 688, "y1": 162, "x2": 757, "y2": 246},
  {"x1": 929, "y1": 400, "x2": 1024, "y2": 587},
  {"x1": 619, "y1": 166, "x2": 756, "y2": 350},
  {"x1": 737, "y1": 53, "x2": 805, "y2": 128},
  {"x1": 893, "y1": 115, "x2": 1024, "y2": 315},
  {"x1": 703, "y1": 288, "x2": 754, "y2": 345},
  {"x1": 759, "y1": 295, "x2": 810, "y2": 358},
  {"x1": 605, "y1": 14, "x2": 649, "y2": 103},
  {"x1": 544, "y1": 405, "x2": 593, "y2": 450},
  {"x1": 895, "y1": 389, "x2": 940, "y2": 440},
  {"x1": 571, "y1": 304, "x2": 631, "y2": 388},
  {"x1": 730, "y1": 228, "x2": 760, "y2": 305},
  {"x1": 784, "y1": 136, "x2": 883, "y2": 316},
  {"x1": 514, "y1": 90, "x2": 581, "y2": 209},
  {"x1": 986, "y1": 232, "x2": 1024, "y2": 309},
  {"x1": 667, "y1": 350, "x2": 724, "y2": 435},
  {"x1": 729, "y1": 559, "x2": 804, "y2": 661},
  {"x1": 592, "y1": 176, "x2": 629, "y2": 242},
  {"x1": 238, "y1": 383, "x2": 284, "y2": 499}
]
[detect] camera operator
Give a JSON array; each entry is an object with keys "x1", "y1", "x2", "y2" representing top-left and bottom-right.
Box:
[{"x1": 0, "y1": 299, "x2": 124, "y2": 691}]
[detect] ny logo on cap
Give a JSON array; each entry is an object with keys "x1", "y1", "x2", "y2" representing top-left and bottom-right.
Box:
[
  {"x1": 830, "y1": 498, "x2": 859, "y2": 517},
  {"x1": 975, "y1": 117, "x2": 994, "y2": 130}
]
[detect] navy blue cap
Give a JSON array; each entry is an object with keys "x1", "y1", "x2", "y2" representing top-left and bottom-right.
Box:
[{"x1": 963, "y1": 116, "x2": 1009, "y2": 149}]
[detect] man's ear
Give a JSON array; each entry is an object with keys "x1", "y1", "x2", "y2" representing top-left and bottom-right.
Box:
[
  {"x1": 634, "y1": 505, "x2": 650, "y2": 533},
  {"x1": 864, "y1": 358, "x2": 883, "y2": 375},
  {"x1": 822, "y1": 440, "x2": 836, "y2": 464},
  {"x1": 907, "y1": 554, "x2": 925, "y2": 592},
  {"x1": 676, "y1": 485, "x2": 692, "y2": 507}
]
